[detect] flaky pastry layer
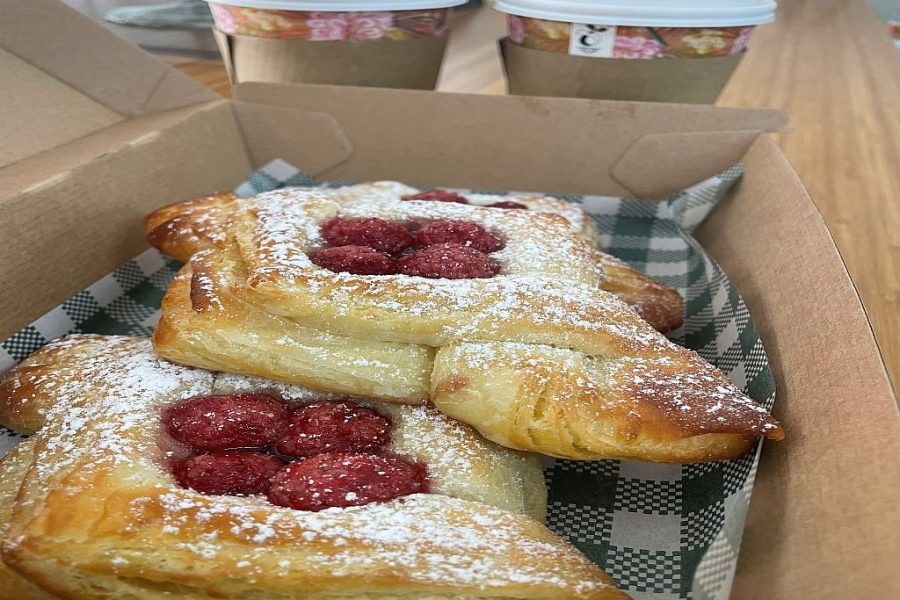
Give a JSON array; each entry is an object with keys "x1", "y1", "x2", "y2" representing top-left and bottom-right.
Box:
[
  {"x1": 144, "y1": 182, "x2": 683, "y2": 332},
  {"x1": 150, "y1": 189, "x2": 781, "y2": 462},
  {"x1": 0, "y1": 336, "x2": 629, "y2": 599}
]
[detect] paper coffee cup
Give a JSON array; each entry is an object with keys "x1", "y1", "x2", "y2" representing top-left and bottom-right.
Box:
[
  {"x1": 494, "y1": 0, "x2": 776, "y2": 102},
  {"x1": 207, "y1": 0, "x2": 467, "y2": 89}
]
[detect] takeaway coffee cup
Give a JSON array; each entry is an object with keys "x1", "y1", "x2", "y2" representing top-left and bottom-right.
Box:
[
  {"x1": 206, "y1": 0, "x2": 467, "y2": 89},
  {"x1": 494, "y1": 0, "x2": 777, "y2": 102}
]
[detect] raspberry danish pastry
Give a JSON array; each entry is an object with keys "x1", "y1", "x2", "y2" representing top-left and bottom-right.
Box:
[
  {"x1": 149, "y1": 187, "x2": 782, "y2": 462},
  {"x1": 145, "y1": 181, "x2": 683, "y2": 332},
  {"x1": 0, "y1": 335, "x2": 626, "y2": 599}
]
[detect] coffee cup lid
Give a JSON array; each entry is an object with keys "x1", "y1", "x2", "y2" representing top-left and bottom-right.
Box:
[
  {"x1": 494, "y1": 0, "x2": 776, "y2": 27},
  {"x1": 206, "y1": 0, "x2": 466, "y2": 10}
]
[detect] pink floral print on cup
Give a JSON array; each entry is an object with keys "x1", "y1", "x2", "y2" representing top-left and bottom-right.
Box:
[
  {"x1": 349, "y1": 12, "x2": 395, "y2": 40},
  {"x1": 307, "y1": 12, "x2": 350, "y2": 40},
  {"x1": 613, "y1": 35, "x2": 663, "y2": 59},
  {"x1": 506, "y1": 15, "x2": 756, "y2": 59},
  {"x1": 208, "y1": 5, "x2": 450, "y2": 41}
]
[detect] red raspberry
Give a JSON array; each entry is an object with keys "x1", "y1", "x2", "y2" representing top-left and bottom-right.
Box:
[
  {"x1": 163, "y1": 394, "x2": 289, "y2": 451},
  {"x1": 415, "y1": 220, "x2": 504, "y2": 253},
  {"x1": 402, "y1": 189, "x2": 469, "y2": 204},
  {"x1": 309, "y1": 246, "x2": 398, "y2": 275},
  {"x1": 275, "y1": 402, "x2": 391, "y2": 458},
  {"x1": 173, "y1": 451, "x2": 284, "y2": 496},
  {"x1": 267, "y1": 453, "x2": 428, "y2": 511},
  {"x1": 487, "y1": 201, "x2": 528, "y2": 210},
  {"x1": 399, "y1": 243, "x2": 500, "y2": 279},
  {"x1": 320, "y1": 217, "x2": 413, "y2": 255}
]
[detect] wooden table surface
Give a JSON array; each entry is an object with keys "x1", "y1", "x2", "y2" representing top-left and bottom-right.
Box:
[{"x1": 171, "y1": 0, "x2": 900, "y2": 386}]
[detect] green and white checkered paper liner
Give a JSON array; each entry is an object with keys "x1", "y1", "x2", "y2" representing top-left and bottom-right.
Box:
[{"x1": 1, "y1": 160, "x2": 775, "y2": 600}]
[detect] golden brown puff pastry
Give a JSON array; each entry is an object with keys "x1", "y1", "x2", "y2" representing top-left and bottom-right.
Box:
[
  {"x1": 0, "y1": 335, "x2": 627, "y2": 599},
  {"x1": 151, "y1": 189, "x2": 782, "y2": 462},
  {"x1": 145, "y1": 190, "x2": 239, "y2": 262},
  {"x1": 154, "y1": 250, "x2": 435, "y2": 403},
  {"x1": 0, "y1": 440, "x2": 56, "y2": 600},
  {"x1": 144, "y1": 182, "x2": 683, "y2": 333},
  {"x1": 591, "y1": 251, "x2": 684, "y2": 336}
]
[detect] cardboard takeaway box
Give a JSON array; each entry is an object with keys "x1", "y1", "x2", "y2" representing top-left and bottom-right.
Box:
[{"x1": 1, "y1": 1, "x2": 898, "y2": 598}]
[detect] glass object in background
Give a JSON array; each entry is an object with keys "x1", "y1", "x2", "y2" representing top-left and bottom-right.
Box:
[{"x1": 105, "y1": 0, "x2": 215, "y2": 29}]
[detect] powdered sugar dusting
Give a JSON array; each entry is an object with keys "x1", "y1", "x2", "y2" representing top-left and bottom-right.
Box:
[
  {"x1": 212, "y1": 372, "x2": 343, "y2": 403},
  {"x1": 23, "y1": 336, "x2": 213, "y2": 483},
  {"x1": 334, "y1": 181, "x2": 591, "y2": 237},
  {"x1": 231, "y1": 189, "x2": 658, "y2": 351},
  {"x1": 445, "y1": 340, "x2": 781, "y2": 439},
  {"x1": 149, "y1": 193, "x2": 235, "y2": 251},
  {"x1": 211, "y1": 374, "x2": 541, "y2": 516},
  {"x1": 194, "y1": 186, "x2": 777, "y2": 441},
  {"x1": 5, "y1": 336, "x2": 613, "y2": 593},
  {"x1": 242, "y1": 186, "x2": 602, "y2": 291},
  {"x1": 608, "y1": 357, "x2": 780, "y2": 435},
  {"x1": 146, "y1": 491, "x2": 608, "y2": 592}
]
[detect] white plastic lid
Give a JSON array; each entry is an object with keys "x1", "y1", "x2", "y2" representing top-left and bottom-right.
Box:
[
  {"x1": 493, "y1": 0, "x2": 777, "y2": 27},
  {"x1": 206, "y1": 0, "x2": 466, "y2": 10}
]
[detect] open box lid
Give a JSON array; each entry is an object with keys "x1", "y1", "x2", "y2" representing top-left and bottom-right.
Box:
[{"x1": 0, "y1": 0, "x2": 218, "y2": 171}]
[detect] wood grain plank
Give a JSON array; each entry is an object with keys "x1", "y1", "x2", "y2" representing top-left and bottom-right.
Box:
[{"x1": 718, "y1": 0, "x2": 900, "y2": 386}]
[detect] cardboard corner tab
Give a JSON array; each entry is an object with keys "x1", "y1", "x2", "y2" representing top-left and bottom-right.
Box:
[
  {"x1": 214, "y1": 29, "x2": 448, "y2": 90},
  {"x1": 500, "y1": 38, "x2": 743, "y2": 104}
]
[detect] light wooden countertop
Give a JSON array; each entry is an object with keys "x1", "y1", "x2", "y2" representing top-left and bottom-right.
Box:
[{"x1": 172, "y1": 0, "x2": 900, "y2": 386}]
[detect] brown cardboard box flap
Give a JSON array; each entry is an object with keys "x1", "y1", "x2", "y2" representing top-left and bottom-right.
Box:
[
  {"x1": 0, "y1": 0, "x2": 217, "y2": 168},
  {"x1": 696, "y1": 135, "x2": 900, "y2": 599},
  {"x1": 235, "y1": 81, "x2": 787, "y2": 198},
  {"x1": 611, "y1": 130, "x2": 765, "y2": 197},
  {"x1": 231, "y1": 102, "x2": 354, "y2": 176},
  {"x1": 1, "y1": 101, "x2": 896, "y2": 600},
  {"x1": 0, "y1": 48, "x2": 122, "y2": 170},
  {"x1": 500, "y1": 39, "x2": 743, "y2": 104},
  {"x1": 0, "y1": 101, "x2": 252, "y2": 340},
  {"x1": 0, "y1": 0, "x2": 215, "y2": 116},
  {"x1": 214, "y1": 29, "x2": 448, "y2": 90}
]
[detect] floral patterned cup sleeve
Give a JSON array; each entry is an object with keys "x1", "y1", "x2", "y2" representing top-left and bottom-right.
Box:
[
  {"x1": 507, "y1": 15, "x2": 755, "y2": 59},
  {"x1": 209, "y1": 5, "x2": 450, "y2": 40}
]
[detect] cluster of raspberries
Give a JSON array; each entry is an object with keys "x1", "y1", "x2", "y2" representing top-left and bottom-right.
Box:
[
  {"x1": 163, "y1": 394, "x2": 428, "y2": 512},
  {"x1": 308, "y1": 189, "x2": 527, "y2": 279}
]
